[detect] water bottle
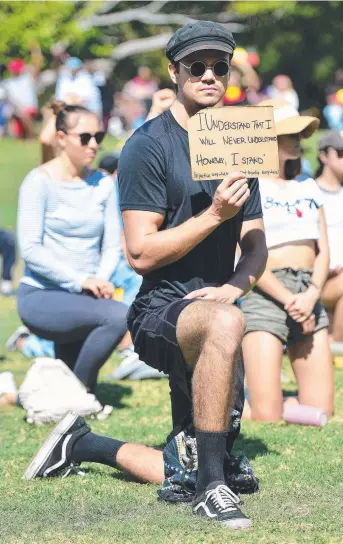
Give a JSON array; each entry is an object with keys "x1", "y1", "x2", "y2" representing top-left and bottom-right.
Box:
[{"x1": 283, "y1": 404, "x2": 328, "y2": 427}]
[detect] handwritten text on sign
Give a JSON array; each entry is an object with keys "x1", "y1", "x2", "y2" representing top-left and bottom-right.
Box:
[{"x1": 188, "y1": 106, "x2": 279, "y2": 180}]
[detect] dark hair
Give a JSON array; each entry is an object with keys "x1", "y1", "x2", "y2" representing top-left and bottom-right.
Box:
[
  {"x1": 172, "y1": 62, "x2": 180, "y2": 94},
  {"x1": 315, "y1": 148, "x2": 329, "y2": 178},
  {"x1": 55, "y1": 105, "x2": 93, "y2": 132},
  {"x1": 98, "y1": 154, "x2": 119, "y2": 175},
  {"x1": 285, "y1": 158, "x2": 301, "y2": 180},
  {"x1": 48, "y1": 99, "x2": 66, "y2": 116}
]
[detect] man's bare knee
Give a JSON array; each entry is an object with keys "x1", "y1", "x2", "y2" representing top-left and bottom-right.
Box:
[
  {"x1": 177, "y1": 301, "x2": 245, "y2": 366},
  {"x1": 207, "y1": 305, "x2": 245, "y2": 348}
]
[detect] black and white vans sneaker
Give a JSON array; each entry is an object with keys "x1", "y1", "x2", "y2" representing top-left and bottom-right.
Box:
[
  {"x1": 192, "y1": 481, "x2": 252, "y2": 530},
  {"x1": 23, "y1": 413, "x2": 90, "y2": 480}
]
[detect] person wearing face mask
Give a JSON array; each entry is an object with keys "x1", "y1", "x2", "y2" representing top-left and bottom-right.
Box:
[
  {"x1": 16, "y1": 105, "x2": 127, "y2": 393},
  {"x1": 316, "y1": 131, "x2": 343, "y2": 342},
  {"x1": 240, "y1": 99, "x2": 334, "y2": 422}
]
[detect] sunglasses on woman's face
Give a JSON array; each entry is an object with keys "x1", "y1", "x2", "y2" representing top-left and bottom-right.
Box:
[
  {"x1": 179, "y1": 59, "x2": 230, "y2": 78},
  {"x1": 63, "y1": 131, "x2": 106, "y2": 146}
]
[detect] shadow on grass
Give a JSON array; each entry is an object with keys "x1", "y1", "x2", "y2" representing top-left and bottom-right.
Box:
[
  {"x1": 233, "y1": 433, "x2": 278, "y2": 460},
  {"x1": 95, "y1": 382, "x2": 132, "y2": 409},
  {"x1": 84, "y1": 466, "x2": 145, "y2": 484}
]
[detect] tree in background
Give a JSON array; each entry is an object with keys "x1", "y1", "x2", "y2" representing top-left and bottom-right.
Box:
[
  {"x1": 232, "y1": 1, "x2": 343, "y2": 111},
  {"x1": 1, "y1": 1, "x2": 343, "y2": 111}
]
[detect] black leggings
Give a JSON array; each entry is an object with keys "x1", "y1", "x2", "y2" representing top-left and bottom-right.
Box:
[
  {"x1": 0, "y1": 229, "x2": 15, "y2": 280},
  {"x1": 17, "y1": 283, "x2": 128, "y2": 391}
]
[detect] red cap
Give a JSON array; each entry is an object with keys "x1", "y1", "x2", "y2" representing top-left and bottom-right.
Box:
[{"x1": 8, "y1": 59, "x2": 26, "y2": 74}]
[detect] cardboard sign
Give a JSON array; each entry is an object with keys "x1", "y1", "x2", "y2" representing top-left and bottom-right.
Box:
[{"x1": 188, "y1": 106, "x2": 279, "y2": 180}]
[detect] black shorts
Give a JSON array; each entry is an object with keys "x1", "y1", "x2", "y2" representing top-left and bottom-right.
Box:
[
  {"x1": 128, "y1": 297, "x2": 245, "y2": 441},
  {"x1": 128, "y1": 298, "x2": 196, "y2": 428},
  {"x1": 128, "y1": 298, "x2": 196, "y2": 375}
]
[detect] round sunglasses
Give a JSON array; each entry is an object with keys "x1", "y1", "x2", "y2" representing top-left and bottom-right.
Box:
[
  {"x1": 179, "y1": 59, "x2": 230, "y2": 78},
  {"x1": 62, "y1": 130, "x2": 106, "y2": 146}
]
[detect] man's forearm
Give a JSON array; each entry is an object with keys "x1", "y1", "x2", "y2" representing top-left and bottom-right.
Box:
[
  {"x1": 128, "y1": 209, "x2": 221, "y2": 275},
  {"x1": 227, "y1": 248, "x2": 267, "y2": 299}
]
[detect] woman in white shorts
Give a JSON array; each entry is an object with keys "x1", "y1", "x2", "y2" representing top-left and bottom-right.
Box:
[{"x1": 241, "y1": 100, "x2": 334, "y2": 421}]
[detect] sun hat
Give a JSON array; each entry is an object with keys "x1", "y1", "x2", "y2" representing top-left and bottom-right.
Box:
[
  {"x1": 8, "y1": 58, "x2": 26, "y2": 74},
  {"x1": 318, "y1": 130, "x2": 343, "y2": 151},
  {"x1": 259, "y1": 99, "x2": 319, "y2": 138},
  {"x1": 166, "y1": 21, "x2": 236, "y2": 63}
]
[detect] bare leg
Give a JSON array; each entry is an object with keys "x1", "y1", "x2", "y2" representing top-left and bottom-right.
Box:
[
  {"x1": 176, "y1": 300, "x2": 245, "y2": 495},
  {"x1": 116, "y1": 443, "x2": 164, "y2": 484},
  {"x1": 118, "y1": 330, "x2": 133, "y2": 351},
  {"x1": 288, "y1": 328, "x2": 334, "y2": 416},
  {"x1": 19, "y1": 113, "x2": 35, "y2": 139},
  {"x1": 322, "y1": 273, "x2": 343, "y2": 341},
  {"x1": 71, "y1": 429, "x2": 165, "y2": 484},
  {"x1": 177, "y1": 300, "x2": 245, "y2": 432},
  {"x1": 331, "y1": 297, "x2": 343, "y2": 342},
  {"x1": 242, "y1": 331, "x2": 284, "y2": 421},
  {"x1": 0, "y1": 392, "x2": 18, "y2": 406},
  {"x1": 242, "y1": 399, "x2": 252, "y2": 420}
]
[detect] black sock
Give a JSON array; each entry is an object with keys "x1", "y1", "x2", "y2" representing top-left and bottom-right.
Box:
[
  {"x1": 72, "y1": 432, "x2": 126, "y2": 468},
  {"x1": 195, "y1": 429, "x2": 228, "y2": 495}
]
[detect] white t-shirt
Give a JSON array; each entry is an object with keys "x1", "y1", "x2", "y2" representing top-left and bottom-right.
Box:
[
  {"x1": 55, "y1": 70, "x2": 102, "y2": 118},
  {"x1": 259, "y1": 176, "x2": 323, "y2": 249},
  {"x1": 3, "y1": 72, "x2": 38, "y2": 111},
  {"x1": 318, "y1": 184, "x2": 343, "y2": 268}
]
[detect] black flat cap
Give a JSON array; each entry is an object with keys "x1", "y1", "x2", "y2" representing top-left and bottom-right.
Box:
[{"x1": 166, "y1": 21, "x2": 236, "y2": 63}]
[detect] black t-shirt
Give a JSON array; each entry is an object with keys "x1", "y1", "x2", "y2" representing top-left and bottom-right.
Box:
[{"x1": 118, "y1": 109, "x2": 262, "y2": 311}]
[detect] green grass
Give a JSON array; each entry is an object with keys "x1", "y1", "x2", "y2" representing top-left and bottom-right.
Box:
[{"x1": 1, "y1": 137, "x2": 343, "y2": 543}]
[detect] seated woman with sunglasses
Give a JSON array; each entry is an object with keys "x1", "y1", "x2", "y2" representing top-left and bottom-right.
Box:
[
  {"x1": 17, "y1": 105, "x2": 128, "y2": 392},
  {"x1": 240, "y1": 100, "x2": 334, "y2": 421}
]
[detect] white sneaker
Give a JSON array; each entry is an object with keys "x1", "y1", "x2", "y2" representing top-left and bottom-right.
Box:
[
  {"x1": 1, "y1": 280, "x2": 14, "y2": 296},
  {"x1": 110, "y1": 348, "x2": 142, "y2": 380},
  {"x1": 0, "y1": 372, "x2": 17, "y2": 395},
  {"x1": 5, "y1": 326, "x2": 30, "y2": 351}
]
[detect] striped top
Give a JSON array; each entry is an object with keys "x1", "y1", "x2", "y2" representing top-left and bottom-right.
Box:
[{"x1": 17, "y1": 167, "x2": 121, "y2": 293}]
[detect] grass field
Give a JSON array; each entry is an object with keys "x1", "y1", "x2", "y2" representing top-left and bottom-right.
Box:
[{"x1": 1, "y1": 136, "x2": 343, "y2": 544}]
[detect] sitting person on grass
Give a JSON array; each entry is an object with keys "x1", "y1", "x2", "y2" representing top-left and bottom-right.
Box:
[
  {"x1": 16, "y1": 105, "x2": 127, "y2": 393},
  {"x1": 241, "y1": 100, "x2": 334, "y2": 422},
  {"x1": 315, "y1": 130, "x2": 343, "y2": 343}
]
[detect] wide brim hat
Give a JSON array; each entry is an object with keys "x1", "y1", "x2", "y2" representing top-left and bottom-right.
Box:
[{"x1": 259, "y1": 99, "x2": 319, "y2": 139}]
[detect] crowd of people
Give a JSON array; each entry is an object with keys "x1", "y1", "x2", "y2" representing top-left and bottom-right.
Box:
[{"x1": 1, "y1": 19, "x2": 343, "y2": 532}]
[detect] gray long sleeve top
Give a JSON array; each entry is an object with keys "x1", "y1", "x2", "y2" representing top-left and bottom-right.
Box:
[{"x1": 17, "y1": 167, "x2": 121, "y2": 293}]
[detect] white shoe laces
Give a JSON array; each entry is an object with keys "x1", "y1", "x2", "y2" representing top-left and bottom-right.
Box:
[
  {"x1": 60, "y1": 462, "x2": 85, "y2": 479},
  {"x1": 206, "y1": 485, "x2": 240, "y2": 513}
]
